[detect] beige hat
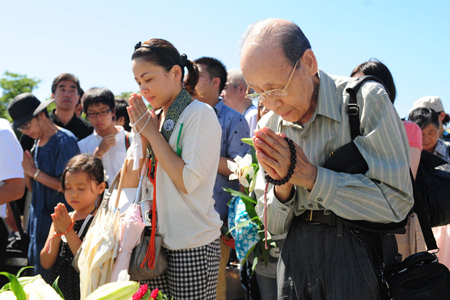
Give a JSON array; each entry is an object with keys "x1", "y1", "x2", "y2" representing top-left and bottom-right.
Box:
[
  {"x1": 411, "y1": 96, "x2": 450, "y2": 125},
  {"x1": 412, "y1": 96, "x2": 445, "y2": 112}
]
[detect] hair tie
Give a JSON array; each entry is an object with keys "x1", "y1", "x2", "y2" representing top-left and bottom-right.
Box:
[
  {"x1": 180, "y1": 54, "x2": 188, "y2": 68},
  {"x1": 134, "y1": 41, "x2": 151, "y2": 52}
]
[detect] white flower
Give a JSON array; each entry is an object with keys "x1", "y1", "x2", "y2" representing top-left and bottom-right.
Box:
[
  {"x1": 228, "y1": 154, "x2": 254, "y2": 188},
  {"x1": 23, "y1": 276, "x2": 64, "y2": 299}
]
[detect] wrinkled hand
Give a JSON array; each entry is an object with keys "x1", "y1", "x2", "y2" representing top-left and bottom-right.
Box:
[
  {"x1": 51, "y1": 203, "x2": 73, "y2": 234},
  {"x1": 253, "y1": 127, "x2": 317, "y2": 191},
  {"x1": 97, "y1": 134, "x2": 116, "y2": 155},
  {"x1": 22, "y1": 150, "x2": 37, "y2": 178},
  {"x1": 127, "y1": 93, "x2": 158, "y2": 134}
]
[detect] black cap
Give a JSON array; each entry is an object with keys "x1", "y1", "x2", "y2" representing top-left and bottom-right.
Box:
[{"x1": 7, "y1": 93, "x2": 54, "y2": 129}]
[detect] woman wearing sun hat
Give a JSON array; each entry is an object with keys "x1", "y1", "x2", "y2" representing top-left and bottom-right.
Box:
[{"x1": 7, "y1": 93, "x2": 80, "y2": 281}]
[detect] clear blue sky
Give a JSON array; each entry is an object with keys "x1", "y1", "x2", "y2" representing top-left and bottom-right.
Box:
[{"x1": 1, "y1": 0, "x2": 448, "y2": 118}]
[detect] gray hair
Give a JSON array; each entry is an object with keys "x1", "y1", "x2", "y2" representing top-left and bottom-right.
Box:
[
  {"x1": 241, "y1": 18, "x2": 311, "y2": 66},
  {"x1": 227, "y1": 69, "x2": 246, "y2": 88}
]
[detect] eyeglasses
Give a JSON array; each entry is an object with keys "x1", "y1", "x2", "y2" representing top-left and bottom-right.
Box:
[
  {"x1": 86, "y1": 108, "x2": 113, "y2": 118},
  {"x1": 245, "y1": 59, "x2": 299, "y2": 102},
  {"x1": 18, "y1": 119, "x2": 34, "y2": 131}
]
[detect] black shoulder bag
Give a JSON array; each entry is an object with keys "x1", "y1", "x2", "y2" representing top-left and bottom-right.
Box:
[
  {"x1": 379, "y1": 176, "x2": 450, "y2": 300},
  {"x1": 325, "y1": 76, "x2": 450, "y2": 299},
  {"x1": 323, "y1": 75, "x2": 408, "y2": 233},
  {"x1": 415, "y1": 150, "x2": 450, "y2": 227}
]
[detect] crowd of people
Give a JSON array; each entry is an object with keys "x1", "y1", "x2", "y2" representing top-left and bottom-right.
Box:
[{"x1": 1, "y1": 17, "x2": 450, "y2": 300}]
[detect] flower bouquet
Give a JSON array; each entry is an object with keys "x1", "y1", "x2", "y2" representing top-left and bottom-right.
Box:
[
  {"x1": 224, "y1": 138, "x2": 276, "y2": 273},
  {"x1": 132, "y1": 284, "x2": 172, "y2": 300},
  {"x1": 0, "y1": 267, "x2": 64, "y2": 300}
]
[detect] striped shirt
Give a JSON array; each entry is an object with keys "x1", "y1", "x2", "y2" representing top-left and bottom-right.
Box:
[{"x1": 255, "y1": 70, "x2": 414, "y2": 235}]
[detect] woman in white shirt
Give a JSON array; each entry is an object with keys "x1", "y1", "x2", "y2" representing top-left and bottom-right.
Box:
[{"x1": 127, "y1": 38, "x2": 222, "y2": 299}]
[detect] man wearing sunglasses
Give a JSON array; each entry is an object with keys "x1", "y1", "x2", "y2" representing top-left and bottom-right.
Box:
[{"x1": 241, "y1": 19, "x2": 413, "y2": 299}]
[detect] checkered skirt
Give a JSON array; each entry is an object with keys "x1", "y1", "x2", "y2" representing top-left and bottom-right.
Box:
[{"x1": 140, "y1": 238, "x2": 220, "y2": 299}]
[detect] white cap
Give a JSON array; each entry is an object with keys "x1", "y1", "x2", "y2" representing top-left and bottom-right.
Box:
[{"x1": 412, "y1": 96, "x2": 445, "y2": 112}]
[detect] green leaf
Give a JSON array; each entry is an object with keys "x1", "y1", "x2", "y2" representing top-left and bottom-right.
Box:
[
  {"x1": 261, "y1": 242, "x2": 270, "y2": 267},
  {"x1": 16, "y1": 266, "x2": 33, "y2": 278},
  {"x1": 0, "y1": 272, "x2": 26, "y2": 300},
  {"x1": 223, "y1": 188, "x2": 257, "y2": 205},
  {"x1": 52, "y1": 276, "x2": 65, "y2": 299},
  {"x1": 240, "y1": 243, "x2": 258, "y2": 266},
  {"x1": 251, "y1": 245, "x2": 261, "y2": 274},
  {"x1": 241, "y1": 138, "x2": 254, "y2": 147},
  {"x1": 228, "y1": 216, "x2": 260, "y2": 233}
]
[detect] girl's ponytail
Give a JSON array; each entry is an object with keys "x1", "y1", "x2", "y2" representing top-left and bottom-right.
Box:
[{"x1": 182, "y1": 55, "x2": 199, "y2": 96}]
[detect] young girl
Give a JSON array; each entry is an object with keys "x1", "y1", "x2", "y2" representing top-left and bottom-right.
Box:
[
  {"x1": 40, "y1": 154, "x2": 107, "y2": 300},
  {"x1": 128, "y1": 39, "x2": 222, "y2": 299}
]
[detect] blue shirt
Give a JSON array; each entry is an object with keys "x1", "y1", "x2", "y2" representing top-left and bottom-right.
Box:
[
  {"x1": 213, "y1": 99, "x2": 250, "y2": 221},
  {"x1": 28, "y1": 129, "x2": 79, "y2": 281},
  {"x1": 442, "y1": 130, "x2": 450, "y2": 143}
]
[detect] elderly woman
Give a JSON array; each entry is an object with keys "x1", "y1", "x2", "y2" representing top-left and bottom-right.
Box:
[{"x1": 409, "y1": 106, "x2": 450, "y2": 268}]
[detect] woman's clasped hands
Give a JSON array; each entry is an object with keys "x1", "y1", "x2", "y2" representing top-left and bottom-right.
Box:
[{"x1": 127, "y1": 93, "x2": 159, "y2": 135}]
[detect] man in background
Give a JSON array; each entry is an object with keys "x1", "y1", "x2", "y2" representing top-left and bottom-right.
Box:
[
  {"x1": 49, "y1": 73, "x2": 92, "y2": 140},
  {"x1": 195, "y1": 56, "x2": 250, "y2": 300},
  {"x1": 221, "y1": 69, "x2": 258, "y2": 136}
]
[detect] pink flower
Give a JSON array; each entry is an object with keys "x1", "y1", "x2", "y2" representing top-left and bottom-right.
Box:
[
  {"x1": 133, "y1": 284, "x2": 148, "y2": 300},
  {"x1": 150, "y1": 288, "x2": 159, "y2": 299}
]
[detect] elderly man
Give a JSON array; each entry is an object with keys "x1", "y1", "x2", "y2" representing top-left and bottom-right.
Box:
[
  {"x1": 241, "y1": 19, "x2": 413, "y2": 299},
  {"x1": 221, "y1": 69, "x2": 258, "y2": 135}
]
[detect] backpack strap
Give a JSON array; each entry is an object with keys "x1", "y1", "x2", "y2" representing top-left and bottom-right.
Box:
[{"x1": 345, "y1": 75, "x2": 388, "y2": 140}]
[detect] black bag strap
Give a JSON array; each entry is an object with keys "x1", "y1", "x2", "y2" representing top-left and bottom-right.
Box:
[
  {"x1": 346, "y1": 76, "x2": 437, "y2": 251},
  {"x1": 8, "y1": 201, "x2": 25, "y2": 235},
  {"x1": 345, "y1": 75, "x2": 388, "y2": 140},
  {"x1": 409, "y1": 172, "x2": 438, "y2": 250}
]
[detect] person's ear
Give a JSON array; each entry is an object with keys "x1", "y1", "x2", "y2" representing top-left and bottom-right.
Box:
[
  {"x1": 439, "y1": 111, "x2": 446, "y2": 122},
  {"x1": 111, "y1": 108, "x2": 115, "y2": 118},
  {"x1": 238, "y1": 84, "x2": 246, "y2": 96},
  {"x1": 171, "y1": 65, "x2": 183, "y2": 82},
  {"x1": 301, "y1": 49, "x2": 318, "y2": 77},
  {"x1": 98, "y1": 182, "x2": 106, "y2": 195},
  {"x1": 212, "y1": 77, "x2": 221, "y2": 89},
  {"x1": 118, "y1": 116, "x2": 125, "y2": 126}
]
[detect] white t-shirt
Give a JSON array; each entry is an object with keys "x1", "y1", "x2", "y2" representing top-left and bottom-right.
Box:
[
  {"x1": 155, "y1": 100, "x2": 222, "y2": 250},
  {"x1": 244, "y1": 105, "x2": 258, "y2": 137},
  {"x1": 78, "y1": 126, "x2": 128, "y2": 186},
  {"x1": 0, "y1": 118, "x2": 24, "y2": 218}
]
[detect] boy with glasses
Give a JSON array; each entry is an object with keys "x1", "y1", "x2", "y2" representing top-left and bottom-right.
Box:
[{"x1": 78, "y1": 88, "x2": 130, "y2": 185}]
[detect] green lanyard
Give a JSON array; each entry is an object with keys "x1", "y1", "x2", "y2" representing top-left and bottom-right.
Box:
[{"x1": 176, "y1": 123, "x2": 183, "y2": 156}]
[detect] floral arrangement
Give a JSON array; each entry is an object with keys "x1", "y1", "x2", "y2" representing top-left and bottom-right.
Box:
[
  {"x1": 132, "y1": 284, "x2": 172, "y2": 300},
  {"x1": 0, "y1": 267, "x2": 64, "y2": 300},
  {"x1": 224, "y1": 138, "x2": 276, "y2": 272}
]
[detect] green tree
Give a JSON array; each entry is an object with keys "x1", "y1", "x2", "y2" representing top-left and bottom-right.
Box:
[
  {"x1": 115, "y1": 91, "x2": 135, "y2": 100},
  {"x1": 0, "y1": 71, "x2": 41, "y2": 120}
]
